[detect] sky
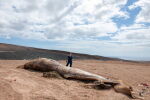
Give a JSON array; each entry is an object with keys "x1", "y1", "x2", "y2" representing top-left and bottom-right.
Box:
[{"x1": 0, "y1": 0, "x2": 150, "y2": 61}]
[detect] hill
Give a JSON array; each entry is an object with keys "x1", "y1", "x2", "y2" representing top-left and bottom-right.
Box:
[{"x1": 0, "y1": 43, "x2": 119, "y2": 60}]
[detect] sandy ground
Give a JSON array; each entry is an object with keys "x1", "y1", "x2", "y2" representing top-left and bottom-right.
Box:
[{"x1": 0, "y1": 59, "x2": 150, "y2": 100}]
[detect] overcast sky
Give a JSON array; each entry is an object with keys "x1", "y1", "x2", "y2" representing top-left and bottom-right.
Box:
[{"x1": 0, "y1": 0, "x2": 150, "y2": 61}]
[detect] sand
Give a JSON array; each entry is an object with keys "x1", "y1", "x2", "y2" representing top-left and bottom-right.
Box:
[{"x1": 0, "y1": 60, "x2": 150, "y2": 100}]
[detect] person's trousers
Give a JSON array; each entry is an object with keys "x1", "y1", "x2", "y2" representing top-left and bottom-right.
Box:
[{"x1": 66, "y1": 61, "x2": 72, "y2": 67}]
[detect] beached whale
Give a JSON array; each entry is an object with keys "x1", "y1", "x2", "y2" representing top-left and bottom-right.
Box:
[{"x1": 23, "y1": 58, "x2": 143, "y2": 99}]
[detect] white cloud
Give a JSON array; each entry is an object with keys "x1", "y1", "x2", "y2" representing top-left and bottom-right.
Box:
[
  {"x1": 114, "y1": 28, "x2": 150, "y2": 41},
  {"x1": 0, "y1": 0, "x2": 129, "y2": 41},
  {"x1": 112, "y1": 24, "x2": 150, "y2": 45},
  {"x1": 129, "y1": 0, "x2": 150, "y2": 23},
  {"x1": 66, "y1": 21, "x2": 117, "y2": 39}
]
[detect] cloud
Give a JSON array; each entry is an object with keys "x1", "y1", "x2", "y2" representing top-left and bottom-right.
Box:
[
  {"x1": 112, "y1": 23, "x2": 150, "y2": 45},
  {"x1": 0, "y1": 0, "x2": 149, "y2": 44},
  {"x1": 0, "y1": 0, "x2": 129, "y2": 41},
  {"x1": 129, "y1": 0, "x2": 150, "y2": 23}
]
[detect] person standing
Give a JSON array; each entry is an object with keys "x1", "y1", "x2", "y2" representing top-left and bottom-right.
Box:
[{"x1": 66, "y1": 53, "x2": 73, "y2": 67}]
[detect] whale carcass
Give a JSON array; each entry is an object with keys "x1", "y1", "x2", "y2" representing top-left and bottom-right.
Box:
[{"x1": 23, "y1": 58, "x2": 143, "y2": 99}]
